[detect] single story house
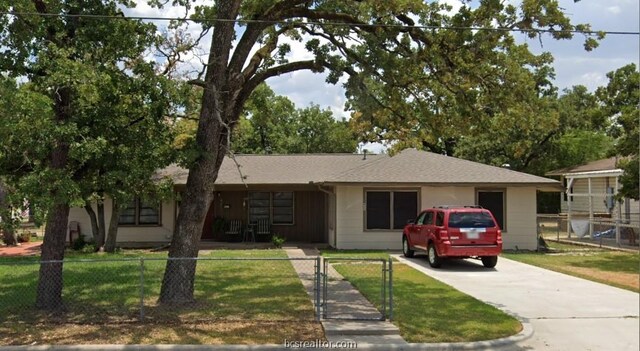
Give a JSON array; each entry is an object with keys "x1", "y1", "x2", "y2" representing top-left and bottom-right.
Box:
[
  {"x1": 547, "y1": 157, "x2": 639, "y2": 241},
  {"x1": 68, "y1": 148, "x2": 561, "y2": 250}
]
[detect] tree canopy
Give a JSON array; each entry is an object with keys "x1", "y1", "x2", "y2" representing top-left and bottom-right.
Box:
[
  {"x1": 0, "y1": 0, "x2": 177, "y2": 308},
  {"x1": 146, "y1": 0, "x2": 603, "y2": 304}
]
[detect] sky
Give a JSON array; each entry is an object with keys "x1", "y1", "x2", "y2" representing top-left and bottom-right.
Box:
[{"x1": 130, "y1": 0, "x2": 640, "y2": 125}]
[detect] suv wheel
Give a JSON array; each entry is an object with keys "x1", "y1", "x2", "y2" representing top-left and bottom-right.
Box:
[
  {"x1": 427, "y1": 243, "x2": 442, "y2": 268},
  {"x1": 481, "y1": 256, "x2": 498, "y2": 268},
  {"x1": 402, "y1": 236, "x2": 414, "y2": 258}
]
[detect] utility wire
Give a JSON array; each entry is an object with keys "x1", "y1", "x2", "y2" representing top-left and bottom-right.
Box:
[{"x1": 1, "y1": 11, "x2": 639, "y2": 36}]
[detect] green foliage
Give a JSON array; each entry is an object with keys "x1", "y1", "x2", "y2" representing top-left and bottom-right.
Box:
[
  {"x1": 270, "y1": 234, "x2": 286, "y2": 248},
  {"x1": 228, "y1": 84, "x2": 358, "y2": 154},
  {"x1": 0, "y1": 1, "x2": 180, "y2": 239},
  {"x1": 596, "y1": 64, "x2": 639, "y2": 199},
  {"x1": 71, "y1": 235, "x2": 87, "y2": 251}
]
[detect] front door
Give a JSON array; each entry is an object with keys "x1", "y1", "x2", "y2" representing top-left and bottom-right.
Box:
[{"x1": 201, "y1": 200, "x2": 216, "y2": 240}]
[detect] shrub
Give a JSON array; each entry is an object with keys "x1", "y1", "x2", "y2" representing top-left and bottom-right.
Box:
[
  {"x1": 271, "y1": 234, "x2": 286, "y2": 248},
  {"x1": 71, "y1": 235, "x2": 87, "y2": 251}
]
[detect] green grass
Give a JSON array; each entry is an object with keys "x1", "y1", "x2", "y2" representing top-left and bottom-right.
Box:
[
  {"x1": 0, "y1": 249, "x2": 315, "y2": 323},
  {"x1": 503, "y1": 242, "x2": 640, "y2": 292},
  {"x1": 322, "y1": 250, "x2": 521, "y2": 343},
  {"x1": 321, "y1": 249, "x2": 391, "y2": 260}
]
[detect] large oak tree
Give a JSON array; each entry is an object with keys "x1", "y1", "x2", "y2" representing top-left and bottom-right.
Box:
[
  {"x1": 156, "y1": 0, "x2": 600, "y2": 303},
  {"x1": 0, "y1": 0, "x2": 175, "y2": 309}
]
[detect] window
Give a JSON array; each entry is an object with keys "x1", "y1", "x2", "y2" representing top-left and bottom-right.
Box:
[
  {"x1": 477, "y1": 190, "x2": 505, "y2": 230},
  {"x1": 119, "y1": 198, "x2": 160, "y2": 226},
  {"x1": 435, "y1": 211, "x2": 444, "y2": 226},
  {"x1": 424, "y1": 211, "x2": 434, "y2": 225},
  {"x1": 415, "y1": 212, "x2": 427, "y2": 225},
  {"x1": 365, "y1": 190, "x2": 418, "y2": 230},
  {"x1": 248, "y1": 192, "x2": 294, "y2": 225},
  {"x1": 448, "y1": 212, "x2": 496, "y2": 228}
]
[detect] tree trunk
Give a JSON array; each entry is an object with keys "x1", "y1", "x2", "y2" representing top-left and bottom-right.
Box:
[
  {"x1": 159, "y1": 0, "x2": 242, "y2": 305},
  {"x1": 96, "y1": 196, "x2": 107, "y2": 249},
  {"x1": 84, "y1": 202, "x2": 100, "y2": 246},
  {"x1": 159, "y1": 91, "x2": 228, "y2": 304},
  {"x1": 35, "y1": 203, "x2": 70, "y2": 310},
  {"x1": 35, "y1": 82, "x2": 71, "y2": 310},
  {"x1": 104, "y1": 199, "x2": 120, "y2": 253},
  {"x1": 0, "y1": 182, "x2": 18, "y2": 246}
]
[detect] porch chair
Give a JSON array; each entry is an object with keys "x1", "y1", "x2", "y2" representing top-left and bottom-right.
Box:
[
  {"x1": 255, "y1": 218, "x2": 271, "y2": 242},
  {"x1": 225, "y1": 219, "x2": 243, "y2": 242}
]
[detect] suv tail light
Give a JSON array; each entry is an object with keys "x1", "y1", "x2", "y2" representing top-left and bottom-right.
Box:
[
  {"x1": 439, "y1": 229, "x2": 449, "y2": 240},
  {"x1": 497, "y1": 229, "x2": 502, "y2": 241}
]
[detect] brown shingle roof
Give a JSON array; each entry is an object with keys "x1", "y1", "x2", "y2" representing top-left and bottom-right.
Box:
[
  {"x1": 158, "y1": 153, "x2": 385, "y2": 185},
  {"x1": 546, "y1": 157, "x2": 621, "y2": 176},
  {"x1": 157, "y1": 149, "x2": 559, "y2": 188},
  {"x1": 326, "y1": 149, "x2": 559, "y2": 185}
]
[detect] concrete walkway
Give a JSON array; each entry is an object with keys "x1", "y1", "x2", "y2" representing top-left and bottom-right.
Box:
[
  {"x1": 396, "y1": 254, "x2": 640, "y2": 351},
  {"x1": 284, "y1": 248, "x2": 407, "y2": 346}
]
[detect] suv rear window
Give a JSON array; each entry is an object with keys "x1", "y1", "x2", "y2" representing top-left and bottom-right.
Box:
[{"x1": 448, "y1": 212, "x2": 496, "y2": 228}]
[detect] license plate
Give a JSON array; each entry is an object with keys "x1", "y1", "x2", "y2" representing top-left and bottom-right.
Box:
[
  {"x1": 466, "y1": 232, "x2": 479, "y2": 239},
  {"x1": 461, "y1": 228, "x2": 485, "y2": 239}
]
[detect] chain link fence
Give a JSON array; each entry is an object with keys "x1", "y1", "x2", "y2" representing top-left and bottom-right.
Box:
[
  {"x1": 322, "y1": 258, "x2": 392, "y2": 321},
  {"x1": 0, "y1": 256, "x2": 394, "y2": 325},
  {"x1": 538, "y1": 214, "x2": 640, "y2": 250},
  {"x1": 0, "y1": 257, "x2": 321, "y2": 324}
]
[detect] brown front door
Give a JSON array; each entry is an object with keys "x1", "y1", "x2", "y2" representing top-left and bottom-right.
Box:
[{"x1": 201, "y1": 200, "x2": 216, "y2": 240}]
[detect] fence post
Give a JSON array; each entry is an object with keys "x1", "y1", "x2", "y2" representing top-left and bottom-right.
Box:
[
  {"x1": 139, "y1": 257, "x2": 145, "y2": 321},
  {"x1": 315, "y1": 256, "x2": 321, "y2": 321},
  {"x1": 381, "y1": 259, "x2": 386, "y2": 321},
  {"x1": 388, "y1": 258, "x2": 393, "y2": 321},
  {"x1": 322, "y1": 258, "x2": 328, "y2": 319}
]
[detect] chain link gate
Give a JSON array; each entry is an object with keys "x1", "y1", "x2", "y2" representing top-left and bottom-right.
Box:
[{"x1": 320, "y1": 258, "x2": 393, "y2": 321}]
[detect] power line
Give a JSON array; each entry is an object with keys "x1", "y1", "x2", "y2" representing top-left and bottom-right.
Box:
[{"x1": 1, "y1": 11, "x2": 639, "y2": 36}]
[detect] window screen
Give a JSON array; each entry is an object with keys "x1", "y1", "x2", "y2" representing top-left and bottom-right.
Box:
[
  {"x1": 366, "y1": 192, "x2": 391, "y2": 229},
  {"x1": 366, "y1": 190, "x2": 418, "y2": 230}
]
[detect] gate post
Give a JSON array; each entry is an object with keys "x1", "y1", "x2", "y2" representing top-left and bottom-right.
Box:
[
  {"x1": 388, "y1": 258, "x2": 393, "y2": 321},
  {"x1": 315, "y1": 256, "x2": 321, "y2": 321},
  {"x1": 322, "y1": 258, "x2": 328, "y2": 318},
  {"x1": 381, "y1": 259, "x2": 386, "y2": 321}
]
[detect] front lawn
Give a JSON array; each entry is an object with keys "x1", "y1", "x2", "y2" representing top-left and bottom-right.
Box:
[
  {"x1": 321, "y1": 250, "x2": 522, "y2": 343},
  {"x1": 503, "y1": 241, "x2": 640, "y2": 292},
  {"x1": 0, "y1": 249, "x2": 323, "y2": 345}
]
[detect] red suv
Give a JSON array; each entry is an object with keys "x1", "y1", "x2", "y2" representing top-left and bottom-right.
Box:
[{"x1": 402, "y1": 206, "x2": 502, "y2": 268}]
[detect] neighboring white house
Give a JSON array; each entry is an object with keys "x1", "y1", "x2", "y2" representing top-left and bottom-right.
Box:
[
  {"x1": 68, "y1": 148, "x2": 561, "y2": 250},
  {"x1": 547, "y1": 157, "x2": 640, "y2": 243}
]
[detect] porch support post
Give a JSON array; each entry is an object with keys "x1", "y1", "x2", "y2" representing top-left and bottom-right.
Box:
[
  {"x1": 567, "y1": 177, "x2": 574, "y2": 238},
  {"x1": 615, "y1": 176, "x2": 621, "y2": 245},
  {"x1": 588, "y1": 177, "x2": 593, "y2": 238}
]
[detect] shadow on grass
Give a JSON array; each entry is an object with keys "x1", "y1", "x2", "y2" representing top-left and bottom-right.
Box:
[
  {"x1": 336, "y1": 263, "x2": 520, "y2": 343},
  {"x1": 0, "y1": 258, "x2": 315, "y2": 324},
  {"x1": 566, "y1": 253, "x2": 640, "y2": 274}
]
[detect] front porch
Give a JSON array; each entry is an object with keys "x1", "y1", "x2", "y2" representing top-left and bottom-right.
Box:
[{"x1": 198, "y1": 187, "x2": 331, "y2": 244}]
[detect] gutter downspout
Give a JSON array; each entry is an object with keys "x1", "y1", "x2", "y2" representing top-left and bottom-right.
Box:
[{"x1": 315, "y1": 183, "x2": 336, "y2": 248}]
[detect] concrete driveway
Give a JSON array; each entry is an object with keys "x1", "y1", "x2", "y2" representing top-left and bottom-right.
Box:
[{"x1": 395, "y1": 254, "x2": 639, "y2": 351}]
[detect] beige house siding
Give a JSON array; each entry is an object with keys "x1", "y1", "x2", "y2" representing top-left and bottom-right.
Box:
[
  {"x1": 503, "y1": 187, "x2": 537, "y2": 250},
  {"x1": 335, "y1": 186, "x2": 399, "y2": 250},
  {"x1": 68, "y1": 198, "x2": 175, "y2": 244},
  {"x1": 421, "y1": 186, "x2": 475, "y2": 208},
  {"x1": 334, "y1": 185, "x2": 539, "y2": 251}
]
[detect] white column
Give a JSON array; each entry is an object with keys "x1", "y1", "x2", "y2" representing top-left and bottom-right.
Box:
[
  {"x1": 588, "y1": 177, "x2": 593, "y2": 238},
  {"x1": 567, "y1": 177, "x2": 573, "y2": 238},
  {"x1": 615, "y1": 176, "x2": 621, "y2": 245}
]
